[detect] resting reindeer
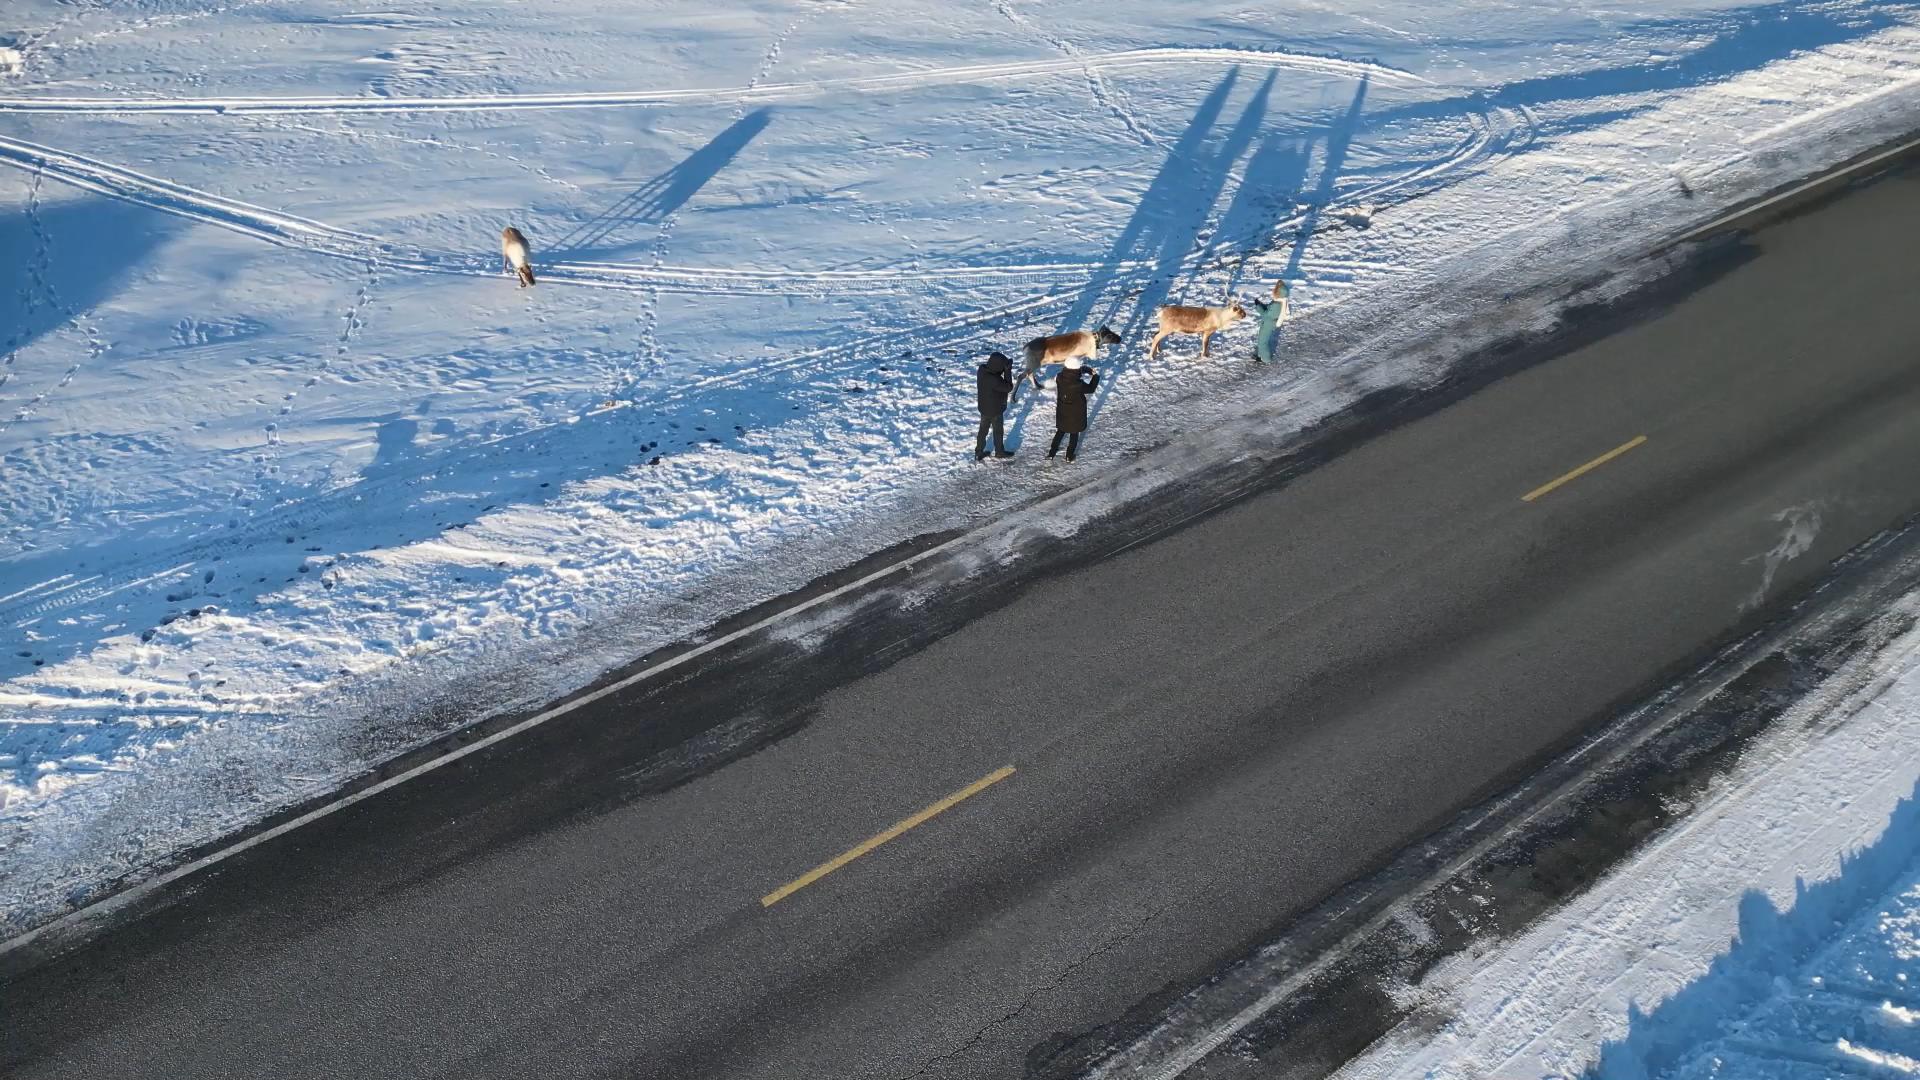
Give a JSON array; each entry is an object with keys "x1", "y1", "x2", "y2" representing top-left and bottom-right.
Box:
[
  {"x1": 1014, "y1": 326, "x2": 1121, "y2": 398},
  {"x1": 501, "y1": 226, "x2": 536, "y2": 288},
  {"x1": 1148, "y1": 302, "x2": 1246, "y2": 359}
]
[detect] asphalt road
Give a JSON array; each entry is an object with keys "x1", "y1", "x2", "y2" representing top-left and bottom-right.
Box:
[{"x1": 9, "y1": 167, "x2": 1920, "y2": 1080}]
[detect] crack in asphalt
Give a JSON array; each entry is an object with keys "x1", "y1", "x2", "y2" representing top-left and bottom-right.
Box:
[{"x1": 891, "y1": 894, "x2": 1179, "y2": 1080}]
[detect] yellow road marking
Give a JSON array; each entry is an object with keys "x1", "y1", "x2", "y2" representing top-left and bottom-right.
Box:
[
  {"x1": 760, "y1": 765, "x2": 1016, "y2": 907},
  {"x1": 1522, "y1": 435, "x2": 1648, "y2": 502}
]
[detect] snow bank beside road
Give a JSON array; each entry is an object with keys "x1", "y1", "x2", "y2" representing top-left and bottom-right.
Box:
[
  {"x1": 1335, "y1": 598, "x2": 1920, "y2": 1080},
  {"x1": 7, "y1": 0, "x2": 1920, "y2": 938}
]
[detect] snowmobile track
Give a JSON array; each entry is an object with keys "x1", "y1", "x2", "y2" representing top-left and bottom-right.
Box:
[
  {"x1": 0, "y1": 89, "x2": 1529, "y2": 300},
  {"x1": 0, "y1": 47, "x2": 1537, "y2": 634},
  {"x1": 0, "y1": 46, "x2": 1422, "y2": 115}
]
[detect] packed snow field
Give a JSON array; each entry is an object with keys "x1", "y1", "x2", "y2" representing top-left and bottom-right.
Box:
[
  {"x1": 1336, "y1": 591, "x2": 1920, "y2": 1080},
  {"x1": 5, "y1": 0, "x2": 1920, "y2": 935}
]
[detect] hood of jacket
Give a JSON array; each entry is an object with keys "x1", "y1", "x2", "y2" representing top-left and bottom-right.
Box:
[{"x1": 982, "y1": 351, "x2": 1012, "y2": 374}]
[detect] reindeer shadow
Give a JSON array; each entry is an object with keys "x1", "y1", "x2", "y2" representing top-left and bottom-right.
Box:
[
  {"x1": 545, "y1": 108, "x2": 775, "y2": 261},
  {"x1": 1007, "y1": 68, "x2": 1276, "y2": 451},
  {"x1": 1083, "y1": 73, "x2": 1364, "y2": 436},
  {"x1": 1281, "y1": 74, "x2": 1369, "y2": 286},
  {"x1": 1207, "y1": 128, "x2": 1311, "y2": 295}
]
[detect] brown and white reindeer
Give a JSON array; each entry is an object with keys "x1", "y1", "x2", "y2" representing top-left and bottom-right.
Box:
[
  {"x1": 501, "y1": 226, "x2": 536, "y2": 288},
  {"x1": 1147, "y1": 302, "x2": 1246, "y2": 359},
  {"x1": 1013, "y1": 325, "x2": 1122, "y2": 397}
]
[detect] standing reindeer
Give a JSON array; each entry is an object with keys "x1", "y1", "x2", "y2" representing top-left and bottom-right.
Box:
[
  {"x1": 1013, "y1": 326, "x2": 1121, "y2": 400},
  {"x1": 501, "y1": 226, "x2": 536, "y2": 287},
  {"x1": 1148, "y1": 302, "x2": 1247, "y2": 359}
]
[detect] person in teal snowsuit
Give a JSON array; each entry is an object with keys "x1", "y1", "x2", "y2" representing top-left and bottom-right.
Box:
[{"x1": 1249, "y1": 279, "x2": 1291, "y2": 363}]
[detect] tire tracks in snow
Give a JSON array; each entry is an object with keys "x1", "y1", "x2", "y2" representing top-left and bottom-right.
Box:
[
  {"x1": 0, "y1": 127, "x2": 1236, "y2": 296},
  {"x1": 0, "y1": 167, "x2": 108, "y2": 435},
  {"x1": 272, "y1": 119, "x2": 585, "y2": 196},
  {"x1": 0, "y1": 46, "x2": 1424, "y2": 116},
  {"x1": 990, "y1": 0, "x2": 1160, "y2": 149},
  {"x1": 0, "y1": 41, "x2": 1532, "y2": 631},
  {"x1": 622, "y1": 2, "x2": 831, "y2": 399},
  {"x1": 0, "y1": 89, "x2": 1525, "y2": 300}
]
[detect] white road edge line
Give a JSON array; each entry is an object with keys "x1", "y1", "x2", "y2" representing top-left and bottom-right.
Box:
[
  {"x1": 1093, "y1": 613, "x2": 1918, "y2": 1080},
  {"x1": 1091, "y1": 134, "x2": 1920, "y2": 1080},
  {"x1": 10, "y1": 120, "x2": 1914, "y2": 963},
  {"x1": 0, "y1": 517, "x2": 988, "y2": 959},
  {"x1": 1674, "y1": 130, "x2": 1920, "y2": 246}
]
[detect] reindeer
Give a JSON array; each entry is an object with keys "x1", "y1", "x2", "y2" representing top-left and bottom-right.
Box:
[
  {"x1": 1014, "y1": 326, "x2": 1122, "y2": 398},
  {"x1": 501, "y1": 226, "x2": 536, "y2": 287},
  {"x1": 1148, "y1": 302, "x2": 1247, "y2": 359}
]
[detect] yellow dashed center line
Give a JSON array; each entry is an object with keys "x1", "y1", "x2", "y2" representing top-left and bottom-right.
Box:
[
  {"x1": 1523, "y1": 435, "x2": 1648, "y2": 502},
  {"x1": 761, "y1": 765, "x2": 1016, "y2": 907}
]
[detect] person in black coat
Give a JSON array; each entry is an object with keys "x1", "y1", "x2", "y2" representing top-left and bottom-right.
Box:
[
  {"x1": 975, "y1": 350, "x2": 1015, "y2": 461},
  {"x1": 1048, "y1": 355, "x2": 1100, "y2": 461}
]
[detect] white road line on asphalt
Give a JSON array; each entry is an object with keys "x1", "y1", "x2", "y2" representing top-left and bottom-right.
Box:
[
  {"x1": 13, "y1": 124, "x2": 1919, "y2": 966},
  {"x1": 0, "y1": 518, "x2": 993, "y2": 959},
  {"x1": 1088, "y1": 137, "x2": 1920, "y2": 1080},
  {"x1": 1675, "y1": 131, "x2": 1920, "y2": 247}
]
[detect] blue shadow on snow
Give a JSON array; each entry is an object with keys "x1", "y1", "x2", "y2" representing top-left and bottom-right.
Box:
[
  {"x1": 545, "y1": 107, "x2": 775, "y2": 260},
  {"x1": 1366, "y1": 0, "x2": 1916, "y2": 145},
  {"x1": 0, "y1": 193, "x2": 177, "y2": 362},
  {"x1": 1202, "y1": 126, "x2": 1311, "y2": 293},
  {"x1": 1585, "y1": 777, "x2": 1920, "y2": 1079},
  {"x1": 1009, "y1": 68, "x2": 1279, "y2": 444}
]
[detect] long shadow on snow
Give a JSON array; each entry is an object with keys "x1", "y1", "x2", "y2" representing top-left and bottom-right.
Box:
[
  {"x1": 1363, "y1": 0, "x2": 1915, "y2": 144},
  {"x1": 1586, "y1": 778, "x2": 1920, "y2": 1078},
  {"x1": 1006, "y1": 68, "x2": 1273, "y2": 446},
  {"x1": 0, "y1": 68, "x2": 1502, "y2": 750},
  {"x1": 1283, "y1": 75, "x2": 1369, "y2": 285},
  {"x1": 0, "y1": 317, "x2": 935, "y2": 702},
  {"x1": 544, "y1": 108, "x2": 774, "y2": 261},
  {"x1": 1203, "y1": 128, "x2": 1311, "y2": 294},
  {"x1": 1089, "y1": 71, "x2": 1282, "y2": 423},
  {"x1": 1079, "y1": 71, "x2": 1362, "y2": 433},
  {"x1": 0, "y1": 194, "x2": 176, "y2": 365}
]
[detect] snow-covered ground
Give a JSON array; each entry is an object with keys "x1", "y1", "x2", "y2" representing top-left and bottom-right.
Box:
[
  {"x1": 6, "y1": 0, "x2": 1920, "y2": 936},
  {"x1": 1335, "y1": 588, "x2": 1920, "y2": 1080}
]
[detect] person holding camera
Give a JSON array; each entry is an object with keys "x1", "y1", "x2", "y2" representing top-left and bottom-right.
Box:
[
  {"x1": 1048, "y1": 355, "x2": 1100, "y2": 462},
  {"x1": 975, "y1": 350, "x2": 1016, "y2": 462}
]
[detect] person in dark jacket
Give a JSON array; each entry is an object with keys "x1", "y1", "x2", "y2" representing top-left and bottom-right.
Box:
[
  {"x1": 1048, "y1": 355, "x2": 1100, "y2": 461},
  {"x1": 975, "y1": 350, "x2": 1016, "y2": 461}
]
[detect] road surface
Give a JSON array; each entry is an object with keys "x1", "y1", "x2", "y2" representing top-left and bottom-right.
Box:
[{"x1": 7, "y1": 166, "x2": 1920, "y2": 1079}]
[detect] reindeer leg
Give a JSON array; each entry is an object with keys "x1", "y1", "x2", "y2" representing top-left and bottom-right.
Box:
[
  {"x1": 1200, "y1": 331, "x2": 1211, "y2": 358},
  {"x1": 1149, "y1": 331, "x2": 1166, "y2": 359}
]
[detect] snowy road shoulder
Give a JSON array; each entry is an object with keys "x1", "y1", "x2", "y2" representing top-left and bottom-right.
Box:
[
  {"x1": 8, "y1": 0, "x2": 1920, "y2": 946},
  {"x1": 1333, "y1": 597, "x2": 1920, "y2": 1080}
]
